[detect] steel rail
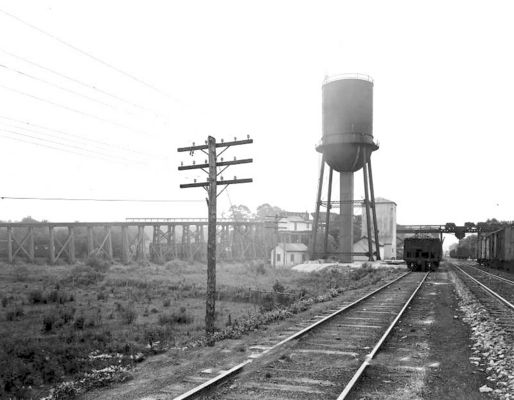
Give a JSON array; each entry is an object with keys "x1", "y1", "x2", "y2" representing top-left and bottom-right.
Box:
[
  {"x1": 336, "y1": 271, "x2": 429, "y2": 400},
  {"x1": 465, "y1": 264, "x2": 514, "y2": 286},
  {"x1": 171, "y1": 271, "x2": 411, "y2": 400},
  {"x1": 454, "y1": 265, "x2": 514, "y2": 310}
]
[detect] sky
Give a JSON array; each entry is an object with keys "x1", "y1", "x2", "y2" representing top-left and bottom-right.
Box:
[{"x1": 0, "y1": 0, "x2": 512, "y2": 237}]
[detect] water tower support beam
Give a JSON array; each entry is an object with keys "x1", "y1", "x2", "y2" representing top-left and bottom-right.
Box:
[
  {"x1": 362, "y1": 150, "x2": 374, "y2": 261},
  {"x1": 323, "y1": 167, "x2": 334, "y2": 257},
  {"x1": 310, "y1": 157, "x2": 325, "y2": 258},
  {"x1": 367, "y1": 156, "x2": 381, "y2": 260}
]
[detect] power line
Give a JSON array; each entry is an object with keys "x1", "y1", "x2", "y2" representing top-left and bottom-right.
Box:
[
  {"x1": 0, "y1": 62, "x2": 119, "y2": 110},
  {"x1": 0, "y1": 48, "x2": 162, "y2": 116},
  {"x1": 0, "y1": 8, "x2": 172, "y2": 99},
  {"x1": 0, "y1": 83, "x2": 149, "y2": 136},
  {"x1": 0, "y1": 196, "x2": 202, "y2": 202},
  {"x1": 0, "y1": 121, "x2": 144, "y2": 161},
  {"x1": 0, "y1": 115, "x2": 161, "y2": 159},
  {"x1": 0, "y1": 128, "x2": 141, "y2": 164},
  {"x1": 0, "y1": 132, "x2": 128, "y2": 163}
]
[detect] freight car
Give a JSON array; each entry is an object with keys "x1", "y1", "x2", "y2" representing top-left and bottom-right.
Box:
[
  {"x1": 403, "y1": 237, "x2": 442, "y2": 271},
  {"x1": 477, "y1": 225, "x2": 514, "y2": 272}
]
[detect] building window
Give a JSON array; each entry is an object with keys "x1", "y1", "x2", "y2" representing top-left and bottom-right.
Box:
[
  {"x1": 290, "y1": 254, "x2": 294, "y2": 263},
  {"x1": 277, "y1": 253, "x2": 281, "y2": 262}
]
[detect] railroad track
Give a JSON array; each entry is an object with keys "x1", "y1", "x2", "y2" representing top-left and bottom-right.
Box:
[
  {"x1": 173, "y1": 271, "x2": 428, "y2": 400},
  {"x1": 452, "y1": 262, "x2": 514, "y2": 336}
]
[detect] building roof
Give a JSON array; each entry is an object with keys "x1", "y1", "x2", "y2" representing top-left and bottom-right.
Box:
[
  {"x1": 375, "y1": 197, "x2": 397, "y2": 205},
  {"x1": 279, "y1": 215, "x2": 308, "y2": 223},
  {"x1": 278, "y1": 243, "x2": 308, "y2": 252}
]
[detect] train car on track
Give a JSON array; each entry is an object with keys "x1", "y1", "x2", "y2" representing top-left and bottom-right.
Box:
[
  {"x1": 477, "y1": 225, "x2": 514, "y2": 272},
  {"x1": 403, "y1": 237, "x2": 442, "y2": 271}
]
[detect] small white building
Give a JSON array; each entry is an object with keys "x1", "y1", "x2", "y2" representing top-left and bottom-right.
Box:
[{"x1": 271, "y1": 242, "x2": 309, "y2": 267}]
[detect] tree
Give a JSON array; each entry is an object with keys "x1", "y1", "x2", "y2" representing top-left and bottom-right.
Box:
[
  {"x1": 228, "y1": 204, "x2": 252, "y2": 220},
  {"x1": 255, "y1": 203, "x2": 284, "y2": 220}
]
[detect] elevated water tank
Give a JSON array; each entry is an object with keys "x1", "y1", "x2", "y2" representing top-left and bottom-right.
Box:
[{"x1": 316, "y1": 74, "x2": 378, "y2": 172}]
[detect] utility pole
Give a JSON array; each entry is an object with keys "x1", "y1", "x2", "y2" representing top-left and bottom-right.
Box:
[{"x1": 178, "y1": 135, "x2": 253, "y2": 345}]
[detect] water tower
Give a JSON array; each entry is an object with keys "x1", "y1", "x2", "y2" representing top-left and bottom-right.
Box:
[{"x1": 311, "y1": 74, "x2": 380, "y2": 262}]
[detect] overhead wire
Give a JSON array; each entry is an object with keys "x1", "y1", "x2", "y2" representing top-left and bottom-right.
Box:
[
  {"x1": 0, "y1": 82, "x2": 150, "y2": 136},
  {"x1": 0, "y1": 127, "x2": 142, "y2": 164},
  {"x1": 0, "y1": 62, "x2": 120, "y2": 110},
  {"x1": 0, "y1": 8, "x2": 172, "y2": 99},
  {"x1": 0, "y1": 132, "x2": 133, "y2": 164},
  {"x1": 0, "y1": 196, "x2": 202, "y2": 203},
  {"x1": 0, "y1": 115, "x2": 163, "y2": 159},
  {"x1": 0, "y1": 48, "x2": 162, "y2": 116},
  {"x1": 0, "y1": 120, "x2": 144, "y2": 160}
]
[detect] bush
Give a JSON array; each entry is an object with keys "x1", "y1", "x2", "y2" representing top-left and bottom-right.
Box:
[
  {"x1": 28, "y1": 289, "x2": 46, "y2": 304},
  {"x1": 272, "y1": 281, "x2": 285, "y2": 293},
  {"x1": 6, "y1": 305, "x2": 24, "y2": 321},
  {"x1": 42, "y1": 313, "x2": 57, "y2": 332},
  {"x1": 47, "y1": 289, "x2": 72, "y2": 304},
  {"x1": 158, "y1": 308, "x2": 193, "y2": 326},
  {"x1": 86, "y1": 255, "x2": 111, "y2": 272},
  {"x1": 59, "y1": 306, "x2": 75, "y2": 324},
  {"x1": 1, "y1": 297, "x2": 8, "y2": 308},
  {"x1": 67, "y1": 265, "x2": 105, "y2": 286},
  {"x1": 163, "y1": 298, "x2": 171, "y2": 307}
]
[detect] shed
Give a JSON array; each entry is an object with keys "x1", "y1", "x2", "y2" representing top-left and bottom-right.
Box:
[{"x1": 271, "y1": 242, "x2": 308, "y2": 267}]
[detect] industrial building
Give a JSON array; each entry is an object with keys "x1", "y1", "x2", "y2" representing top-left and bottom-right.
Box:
[{"x1": 361, "y1": 197, "x2": 397, "y2": 259}]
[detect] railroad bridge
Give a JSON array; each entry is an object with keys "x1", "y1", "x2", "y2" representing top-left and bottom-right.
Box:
[{"x1": 0, "y1": 218, "x2": 280, "y2": 265}]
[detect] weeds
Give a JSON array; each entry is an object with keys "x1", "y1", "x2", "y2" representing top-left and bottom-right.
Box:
[
  {"x1": 119, "y1": 304, "x2": 137, "y2": 324},
  {"x1": 158, "y1": 307, "x2": 193, "y2": 326}
]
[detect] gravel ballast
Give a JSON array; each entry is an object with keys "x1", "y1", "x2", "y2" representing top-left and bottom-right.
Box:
[{"x1": 451, "y1": 269, "x2": 514, "y2": 399}]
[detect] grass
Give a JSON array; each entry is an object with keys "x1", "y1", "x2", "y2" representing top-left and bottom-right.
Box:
[{"x1": 0, "y1": 260, "x2": 403, "y2": 398}]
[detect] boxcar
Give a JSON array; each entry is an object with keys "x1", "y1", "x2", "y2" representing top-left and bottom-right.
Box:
[
  {"x1": 403, "y1": 237, "x2": 442, "y2": 271},
  {"x1": 477, "y1": 226, "x2": 514, "y2": 271}
]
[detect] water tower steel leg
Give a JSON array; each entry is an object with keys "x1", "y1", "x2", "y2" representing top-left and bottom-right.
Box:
[
  {"x1": 310, "y1": 156, "x2": 325, "y2": 259},
  {"x1": 362, "y1": 152, "x2": 374, "y2": 261},
  {"x1": 367, "y1": 156, "x2": 381, "y2": 260},
  {"x1": 323, "y1": 167, "x2": 334, "y2": 257}
]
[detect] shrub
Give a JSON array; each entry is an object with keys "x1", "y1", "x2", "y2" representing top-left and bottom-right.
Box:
[
  {"x1": 42, "y1": 313, "x2": 57, "y2": 332},
  {"x1": 272, "y1": 281, "x2": 285, "y2": 293},
  {"x1": 59, "y1": 306, "x2": 75, "y2": 324},
  {"x1": 163, "y1": 298, "x2": 171, "y2": 307},
  {"x1": 97, "y1": 291, "x2": 108, "y2": 301},
  {"x1": 67, "y1": 265, "x2": 105, "y2": 286},
  {"x1": 1, "y1": 297, "x2": 8, "y2": 308},
  {"x1": 86, "y1": 255, "x2": 111, "y2": 272},
  {"x1": 47, "y1": 289, "x2": 72, "y2": 304},
  {"x1": 28, "y1": 289, "x2": 46, "y2": 304},
  {"x1": 158, "y1": 308, "x2": 193, "y2": 326},
  {"x1": 6, "y1": 305, "x2": 24, "y2": 321}
]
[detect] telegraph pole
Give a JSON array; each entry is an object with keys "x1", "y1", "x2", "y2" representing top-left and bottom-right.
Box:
[{"x1": 178, "y1": 136, "x2": 253, "y2": 345}]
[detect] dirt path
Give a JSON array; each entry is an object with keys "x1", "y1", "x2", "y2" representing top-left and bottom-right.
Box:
[{"x1": 347, "y1": 264, "x2": 488, "y2": 399}]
